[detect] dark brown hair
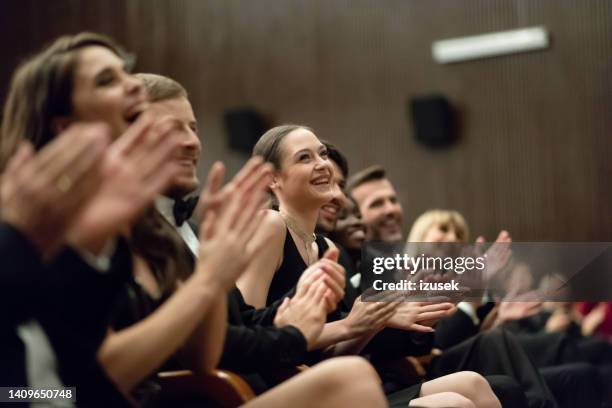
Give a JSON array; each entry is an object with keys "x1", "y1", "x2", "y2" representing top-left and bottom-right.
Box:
[
  {"x1": 321, "y1": 140, "x2": 349, "y2": 179},
  {"x1": 0, "y1": 32, "x2": 126, "y2": 171},
  {"x1": 131, "y1": 207, "x2": 191, "y2": 297},
  {"x1": 1, "y1": 33, "x2": 190, "y2": 296},
  {"x1": 346, "y1": 165, "x2": 386, "y2": 194}
]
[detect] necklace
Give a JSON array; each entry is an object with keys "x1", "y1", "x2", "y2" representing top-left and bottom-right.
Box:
[{"x1": 280, "y1": 211, "x2": 316, "y2": 265}]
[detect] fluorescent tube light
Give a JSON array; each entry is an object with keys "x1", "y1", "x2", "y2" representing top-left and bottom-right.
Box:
[{"x1": 432, "y1": 26, "x2": 549, "y2": 64}]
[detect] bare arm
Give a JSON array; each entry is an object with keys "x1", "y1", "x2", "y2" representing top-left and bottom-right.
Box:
[
  {"x1": 312, "y1": 297, "x2": 400, "y2": 356},
  {"x1": 99, "y1": 158, "x2": 272, "y2": 394},
  {"x1": 98, "y1": 273, "x2": 222, "y2": 394},
  {"x1": 312, "y1": 320, "x2": 379, "y2": 356},
  {"x1": 182, "y1": 292, "x2": 228, "y2": 374}
]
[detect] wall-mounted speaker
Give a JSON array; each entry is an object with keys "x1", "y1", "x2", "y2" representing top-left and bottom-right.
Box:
[
  {"x1": 409, "y1": 95, "x2": 456, "y2": 148},
  {"x1": 224, "y1": 108, "x2": 266, "y2": 154}
]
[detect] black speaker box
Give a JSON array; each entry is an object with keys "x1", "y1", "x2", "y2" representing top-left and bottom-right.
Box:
[
  {"x1": 224, "y1": 108, "x2": 266, "y2": 154},
  {"x1": 409, "y1": 95, "x2": 456, "y2": 148}
]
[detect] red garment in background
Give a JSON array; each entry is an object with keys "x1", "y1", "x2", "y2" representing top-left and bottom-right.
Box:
[{"x1": 576, "y1": 302, "x2": 612, "y2": 338}]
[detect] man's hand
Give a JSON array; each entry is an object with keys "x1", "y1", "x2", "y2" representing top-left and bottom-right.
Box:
[
  {"x1": 342, "y1": 295, "x2": 402, "y2": 337},
  {"x1": 386, "y1": 302, "x2": 456, "y2": 332},
  {"x1": 1, "y1": 123, "x2": 110, "y2": 258}
]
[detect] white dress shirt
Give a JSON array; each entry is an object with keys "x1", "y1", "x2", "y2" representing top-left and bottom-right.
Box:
[{"x1": 155, "y1": 196, "x2": 200, "y2": 257}]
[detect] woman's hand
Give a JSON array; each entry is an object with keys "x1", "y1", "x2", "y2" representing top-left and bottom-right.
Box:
[
  {"x1": 296, "y1": 248, "x2": 345, "y2": 313},
  {"x1": 274, "y1": 275, "x2": 329, "y2": 349},
  {"x1": 478, "y1": 230, "x2": 512, "y2": 281},
  {"x1": 68, "y1": 114, "x2": 183, "y2": 253},
  {"x1": 196, "y1": 157, "x2": 273, "y2": 292},
  {"x1": 1, "y1": 123, "x2": 110, "y2": 258}
]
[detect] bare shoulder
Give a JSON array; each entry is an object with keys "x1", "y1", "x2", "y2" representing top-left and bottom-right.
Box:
[
  {"x1": 252, "y1": 209, "x2": 286, "y2": 246},
  {"x1": 262, "y1": 209, "x2": 286, "y2": 233}
]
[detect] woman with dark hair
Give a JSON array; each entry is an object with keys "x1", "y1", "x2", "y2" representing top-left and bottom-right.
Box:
[{"x1": 2, "y1": 33, "x2": 389, "y2": 408}]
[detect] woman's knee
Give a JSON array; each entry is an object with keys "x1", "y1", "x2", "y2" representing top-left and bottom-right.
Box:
[
  {"x1": 458, "y1": 371, "x2": 500, "y2": 408},
  {"x1": 330, "y1": 356, "x2": 379, "y2": 381},
  {"x1": 431, "y1": 392, "x2": 476, "y2": 408},
  {"x1": 318, "y1": 357, "x2": 385, "y2": 406},
  {"x1": 460, "y1": 371, "x2": 490, "y2": 390},
  {"x1": 315, "y1": 356, "x2": 379, "y2": 390}
]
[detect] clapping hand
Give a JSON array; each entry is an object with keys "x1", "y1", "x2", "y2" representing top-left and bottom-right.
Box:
[
  {"x1": 68, "y1": 114, "x2": 184, "y2": 253},
  {"x1": 343, "y1": 293, "x2": 402, "y2": 337},
  {"x1": 477, "y1": 230, "x2": 512, "y2": 282},
  {"x1": 274, "y1": 274, "x2": 330, "y2": 349},
  {"x1": 295, "y1": 247, "x2": 346, "y2": 313},
  {"x1": 196, "y1": 157, "x2": 273, "y2": 291},
  {"x1": 1, "y1": 123, "x2": 110, "y2": 258},
  {"x1": 386, "y1": 301, "x2": 456, "y2": 332}
]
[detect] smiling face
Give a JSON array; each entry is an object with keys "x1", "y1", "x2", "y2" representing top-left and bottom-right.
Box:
[
  {"x1": 317, "y1": 161, "x2": 347, "y2": 232},
  {"x1": 147, "y1": 97, "x2": 201, "y2": 198},
  {"x1": 273, "y1": 128, "x2": 333, "y2": 209},
  {"x1": 334, "y1": 198, "x2": 367, "y2": 251},
  {"x1": 352, "y1": 178, "x2": 404, "y2": 242},
  {"x1": 70, "y1": 46, "x2": 147, "y2": 139}
]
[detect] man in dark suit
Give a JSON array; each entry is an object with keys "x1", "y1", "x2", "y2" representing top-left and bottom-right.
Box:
[
  {"x1": 137, "y1": 73, "x2": 344, "y2": 394},
  {"x1": 347, "y1": 165, "x2": 607, "y2": 408}
]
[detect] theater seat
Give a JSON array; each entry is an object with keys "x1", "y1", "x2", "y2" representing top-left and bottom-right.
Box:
[{"x1": 157, "y1": 369, "x2": 255, "y2": 407}]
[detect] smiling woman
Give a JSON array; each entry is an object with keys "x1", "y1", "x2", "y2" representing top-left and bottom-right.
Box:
[
  {"x1": 0, "y1": 33, "x2": 144, "y2": 169},
  {"x1": 70, "y1": 46, "x2": 147, "y2": 138},
  {"x1": 236, "y1": 124, "x2": 339, "y2": 308}
]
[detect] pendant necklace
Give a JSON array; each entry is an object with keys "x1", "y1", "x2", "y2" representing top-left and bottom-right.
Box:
[{"x1": 280, "y1": 211, "x2": 316, "y2": 265}]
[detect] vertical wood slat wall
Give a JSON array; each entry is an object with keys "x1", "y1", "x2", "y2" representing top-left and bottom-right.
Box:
[{"x1": 1, "y1": 0, "x2": 610, "y2": 241}]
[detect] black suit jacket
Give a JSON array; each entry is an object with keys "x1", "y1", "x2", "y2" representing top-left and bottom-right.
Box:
[
  {"x1": 0, "y1": 223, "x2": 43, "y2": 386},
  {"x1": 221, "y1": 288, "x2": 307, "y2": 372},
  {"x1": 39, "y1": 240, "x2": 133, "y2": 407},
  {"x1": 0, "y1": 222, "x2": 131, "y2": 406}
]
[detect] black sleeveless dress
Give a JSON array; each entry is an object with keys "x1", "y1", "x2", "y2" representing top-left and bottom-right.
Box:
[
  {"x1": 266, "y1": 227, "x2": 329, "y2": 306},
  {"x1": 265, "y1": 226, "x2": 424, "y2": 405}
]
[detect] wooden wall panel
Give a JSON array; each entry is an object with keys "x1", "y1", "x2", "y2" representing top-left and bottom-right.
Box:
[{"x1": 1, "y1": 0, "x2": 610, "y2": 240}]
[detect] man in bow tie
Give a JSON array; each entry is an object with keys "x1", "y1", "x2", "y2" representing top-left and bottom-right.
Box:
[
  {"x1": 135, "y1": 72, "x2": 348, "y2": 395},
  {"x1": 134, "y1": 73, "x2": 202, "y2": 256}
]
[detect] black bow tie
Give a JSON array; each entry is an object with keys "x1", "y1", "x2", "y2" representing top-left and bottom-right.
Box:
[{"x1": 173, "y1": 196, "x2": 199, "y2": 227}]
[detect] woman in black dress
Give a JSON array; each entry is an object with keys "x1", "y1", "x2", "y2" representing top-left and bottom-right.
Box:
[
  {"x1": 1, "y1": 32, "x2": 390, "y2": 408},
  {"x1": 237, "y1": 124, "x2": 502, "y2": 408}
]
